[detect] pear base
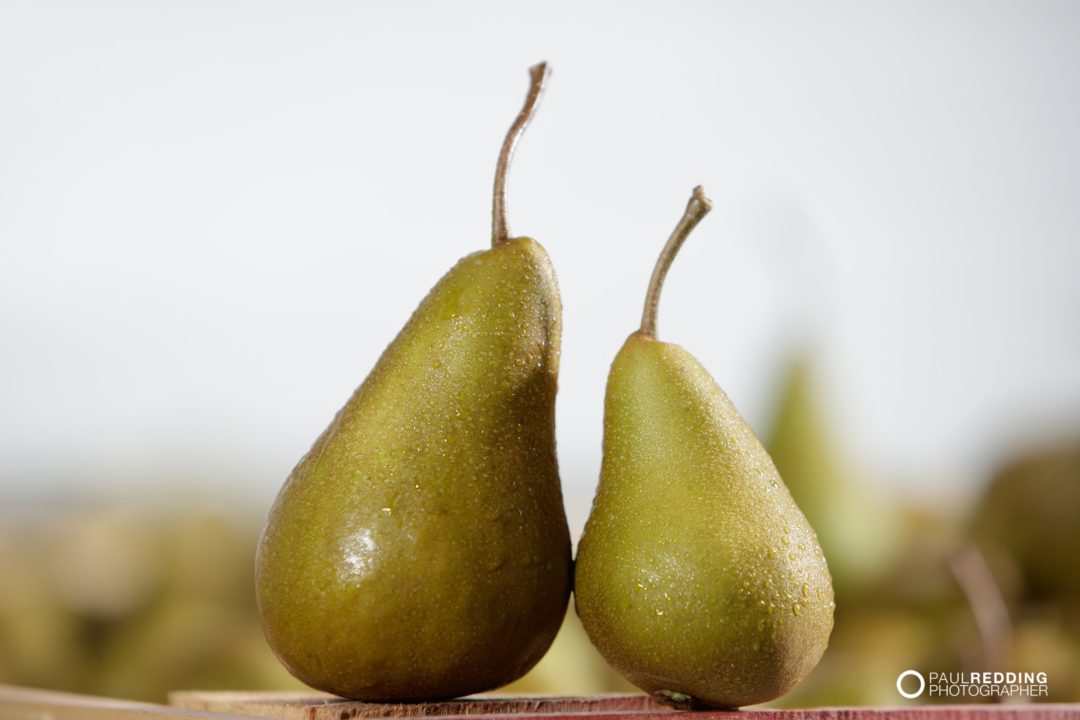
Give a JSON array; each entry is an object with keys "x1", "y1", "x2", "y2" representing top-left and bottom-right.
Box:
[{"x1": 652, "y1": 690, "x2": 713, "y2": 710}]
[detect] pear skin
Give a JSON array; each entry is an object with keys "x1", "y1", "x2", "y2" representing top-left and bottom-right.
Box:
[
  {"x1": 256, "y1": 64, "x2": 571, "y2": 701},
  {"x1": 574, "y1": 187, "x2": 833, "y2": 708}
]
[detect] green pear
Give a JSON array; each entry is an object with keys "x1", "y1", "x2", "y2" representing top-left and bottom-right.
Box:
[
  {"x1": 574, "y1": 187, "x2": 834, "y2": 709},
  {"x1": 256, "y1": 63, "x2": 571, "y2": 701},
  {"x1": 971, "y1": 442, "x2": 1080, "y2": 602},
  {"x1": 767, "y1": 360, "x2": 899, "y2": 596}
]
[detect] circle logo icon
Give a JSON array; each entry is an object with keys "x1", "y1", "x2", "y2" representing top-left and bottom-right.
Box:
[{"x1": 896, "y1": 669, "x2": 926, "y2": 699}]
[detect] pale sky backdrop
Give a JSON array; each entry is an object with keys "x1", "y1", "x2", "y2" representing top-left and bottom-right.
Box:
[{"x1": 2, "y1": 1, "x2": 1078, "y2": 534}]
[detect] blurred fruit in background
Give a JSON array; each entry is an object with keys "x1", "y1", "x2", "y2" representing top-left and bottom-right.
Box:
[
  {"x1": 969, "y1": 443, "x2": 1080, "y2": 702},
  {"x1": 2, "y1": 423, "x2": 1078, "y2": 704},
  {"x1": 0, "y1": 505, "x2": 304, "y2": 701},
  {"x1": 763, "y1": 359, "x2": 1080, "y2": 706},
  {"x1": 971, "y1": 444, "x2": 1080, "y2": 604},
  {"x1": 766, "y1": 359, "x2": 903, "y2": 597}
]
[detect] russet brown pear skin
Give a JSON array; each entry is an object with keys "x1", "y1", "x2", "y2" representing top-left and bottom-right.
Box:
[
  {"x1": 256, "y1": 238, "x2": 571, "y2": 700},
  {"x1": 574, "y1": 188, "x2": 834, "y2": 709}
]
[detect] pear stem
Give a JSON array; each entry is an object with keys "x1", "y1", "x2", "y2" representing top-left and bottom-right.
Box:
[
  {"x1": 492, "y1": 62, "x2": 550, "y2": 247},
  {"x1": 639, "y1": 185, "x2": 714, "y2": 339}
]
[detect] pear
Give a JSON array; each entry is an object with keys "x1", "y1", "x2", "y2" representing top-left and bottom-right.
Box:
[
  {"x1": 256, "y1": 63, "x2": 571, "y2": 701},
  {"x1": 971, "y1": 442, "x2": 1080, "y2": 602},
  {"x1": 767, "y1": 360, "x2": 900, "y2": 596},
  {"x1": 574, "y1": 187, "x2": 834, "y2": 709}
]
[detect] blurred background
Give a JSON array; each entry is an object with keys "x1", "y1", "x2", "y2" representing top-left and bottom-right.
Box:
[{"x1": 2, "y1": 0, "x2": 1079, "y2": 707}]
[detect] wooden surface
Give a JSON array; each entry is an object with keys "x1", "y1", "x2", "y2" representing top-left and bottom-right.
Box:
[
  {"x1": 169, "y1": 691, "x2": 1080, "y2": 720},
  {"x1": 0, "y1": 684, "x2": 251, "y2": 720},
  {"x1": 168, "y1": 692, "x2": 664, "y2": 719},
  {"x1": 2, "y1": 686, "x2": 1079, "y2": 720}
]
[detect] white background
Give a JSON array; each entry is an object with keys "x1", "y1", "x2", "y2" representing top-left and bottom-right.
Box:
[{"x1": 2, "y1": 1, "x2": 1078, "y2": 533}]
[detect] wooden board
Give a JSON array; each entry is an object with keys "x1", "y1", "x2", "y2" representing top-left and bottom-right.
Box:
[
  {"x1": 0, "y1": 684, "x2": 250, "y2": 720},
  {"x1": 168, "y1": 693, "x2": 665, "y2": 719},
  {"x1": 168, "y1": 692, "x2": 1080, "y2": 720},
  {"x1": 3, "y1": 686, "x2": 1078, "y2": 720}
]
